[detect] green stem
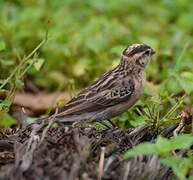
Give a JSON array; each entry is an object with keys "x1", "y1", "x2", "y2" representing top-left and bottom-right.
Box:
[
  {"x1": 161, "y1": 96, "x2": 185, "y2": 120},
  {"x1": 0, "y1": 35, "x2": 47, "y2": 89}
]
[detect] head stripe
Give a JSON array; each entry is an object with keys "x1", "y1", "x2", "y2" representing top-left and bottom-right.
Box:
[{"x1": 123, "y1": 44, "x2": 150, "y2": 57}]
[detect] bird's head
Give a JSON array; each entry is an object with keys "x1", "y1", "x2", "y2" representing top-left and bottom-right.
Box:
[{"x1": 122, "y1": 44, "x2": 155, "y2": 68}]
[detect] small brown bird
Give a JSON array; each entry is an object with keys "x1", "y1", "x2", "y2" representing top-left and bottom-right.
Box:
[{"x1": 38, "y1": 44, "x2": 155, "y2": 127}]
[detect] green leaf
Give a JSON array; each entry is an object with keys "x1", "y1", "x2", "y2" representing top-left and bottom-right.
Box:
[
  {"x1": 123, "y1": 143, "x2": 157, "y2": 158},
  {"x1": 129, "y1": 116, "x2": 145, "y2": 127},
  {"x1": 0, "y1": 99, "x2": 12, "y2": 111},
  {"x1": 170, "y1": 134, "x2": 193, "y2": 150},
  {"x1": 0, "y1": 59, "x2": 15, "y2": 66},
  {"x1": 155, "y1": 136, "x2": 172, "y2": 155},
  {"x1": 174, "y1": 72, "x2": 193, "y2": 94},
  {"x1": 15, "y1": 79, "x2": 24, "y2": 87},
  {"x1": 0, "y1": 112, "x2": 17, "y2": 127},
  {"x1": 33, "y1": 58, "x2": 45, "y2": 71},
  {"x1": 0, "y1": 89, "x2": 6, "y2": 93},
  {"x1": 124, "y1": 134, "x2": 193, "y2": 159},
  {"x1": 156, "y1": 135, "x2": 193, "y2": 155},
  {"x1": 0, "y1": 41, "x2": 6, "y2": 51},
  {"x1": 161, "y1": 157, "x2": 192, "y2": 180}
]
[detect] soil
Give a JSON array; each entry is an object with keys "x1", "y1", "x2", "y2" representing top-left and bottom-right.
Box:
[{"x1": 0, "y1": 120, "x2": 184, "y2": 180}]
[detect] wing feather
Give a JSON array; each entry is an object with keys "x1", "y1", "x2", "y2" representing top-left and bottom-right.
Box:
[{"x1": 56, "y1": 77, "x2": 135, "y2": 117}]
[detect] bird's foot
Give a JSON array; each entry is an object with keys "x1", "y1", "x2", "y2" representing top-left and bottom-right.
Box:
[
  {"x1": 107, "y1": 119, "x2": 116, "y2": 128},
  {"x1": 97, "y1": 119, "x2": 117, "y2": 129}
]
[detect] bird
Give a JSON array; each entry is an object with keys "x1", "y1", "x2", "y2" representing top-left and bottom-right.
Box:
[{"x1": 37, "y1": 44, "x2": 155, "y2": 128}]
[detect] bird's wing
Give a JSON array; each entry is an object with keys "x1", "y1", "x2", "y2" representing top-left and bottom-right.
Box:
[{"x1": 56, "y1": 77, "x2": 135, "y2": 117}]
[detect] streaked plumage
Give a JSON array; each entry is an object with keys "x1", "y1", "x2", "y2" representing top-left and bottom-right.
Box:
[{"x1": 38, "y1": 44, "x2": 155, "y2": 126}]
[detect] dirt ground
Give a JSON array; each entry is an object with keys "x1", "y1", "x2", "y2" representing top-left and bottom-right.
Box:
[
  {"x1": 0, "y1": 106, "x2": 193, "y2": 180},
  {"x1": 0, "y1": 119, "x2": 185, "y2": 180}
]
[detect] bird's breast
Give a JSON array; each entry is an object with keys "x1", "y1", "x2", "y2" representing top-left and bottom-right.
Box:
[{"x1": 105, "y1": 75, "x2": 145, "y2": 118}]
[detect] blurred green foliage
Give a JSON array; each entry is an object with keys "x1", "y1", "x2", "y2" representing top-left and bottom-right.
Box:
[
  {"x1": 0, "y1": 0, "x2": 193, "y2": 90},
  {"x1": 0, "y1": 1, "x2": 193, "y2": 178},
  {"x1": 0, "y1": 0, "x2": 193, "y2": 126}
]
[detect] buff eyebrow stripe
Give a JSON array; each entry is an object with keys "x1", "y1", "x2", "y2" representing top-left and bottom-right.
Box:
[
  {"x1": 122, "y1": 48, "x2": 128, "y2": 56},
  {"x1": 123, "y1": 45, "x2": 150, "y2": 57}
]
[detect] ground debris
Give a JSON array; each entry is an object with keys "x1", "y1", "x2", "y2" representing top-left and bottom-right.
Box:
[{"x1": 0, "y1": 121, "x2": 186, "y2": 180}]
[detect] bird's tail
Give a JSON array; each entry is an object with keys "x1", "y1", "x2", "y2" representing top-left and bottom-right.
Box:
[{"x1": 31, "y1": 114, "x2": 78, "y2": 127}]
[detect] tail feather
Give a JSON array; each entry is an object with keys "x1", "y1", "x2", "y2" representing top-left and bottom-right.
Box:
[{"x1": 33, "y1": 115, "x2": 79, "y2": 125}]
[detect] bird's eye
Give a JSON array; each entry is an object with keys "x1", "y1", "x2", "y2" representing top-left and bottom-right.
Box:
[{"x1": 144, "y1": 50, "x2": 150, "y2": 56}]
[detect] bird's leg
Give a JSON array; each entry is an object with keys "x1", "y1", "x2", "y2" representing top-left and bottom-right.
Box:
[
  {"x1": 107, "y1": 119, "x2": 117, "y2": 128},
  {"x1": 107, "y1": 119, "x2": 116, "y2": 128},
  {"x1": 98, "y1": 120, "x2": 117, "y2": 129},
  {"x1": 98, "y1": 121, "x2": 112, "y2": 129}
]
